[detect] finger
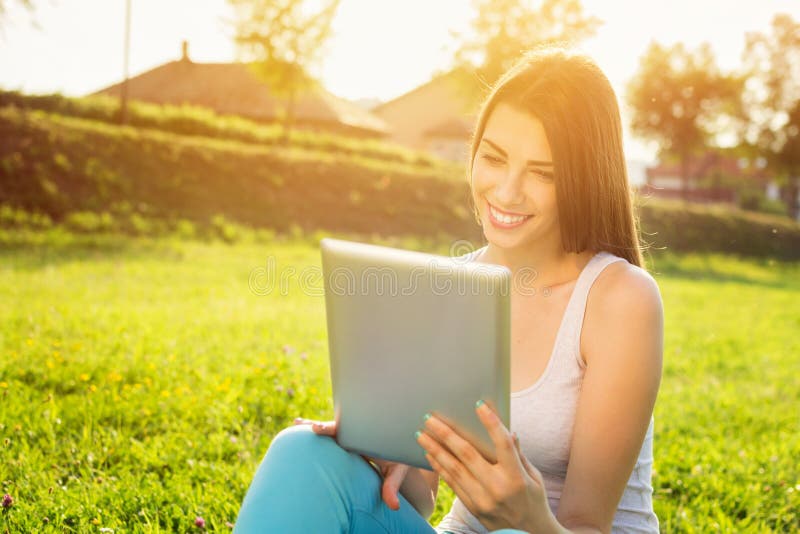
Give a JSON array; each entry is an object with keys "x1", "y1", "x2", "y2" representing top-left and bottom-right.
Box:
[
  {"x1": 475, "y1": 401, "x2": 518, "y2": 468},
  {"x1": 425, "y1": 452, "x2": 479, "y2": 514},
  {"x1": 513, "y1": 432, "x2": 532, "y2": 477},
  {"x1": 416, "y1": 423, "x2": 487, "y2": 502},
  {"x1": 421, "y1": 413, "x2": 492, "y2": 484},
  {"x1": 382, "y1": 463, "x2": 410, "y2": 511},
  {"x1": 294, "y1": 418, "x2": 337, "y2": 436},
  {"x1": 311, "y1": 421, "x2": 336, "y2": 436},
  {"x1": 514, "y1": 432, "x2": 545, "y2": 486}
]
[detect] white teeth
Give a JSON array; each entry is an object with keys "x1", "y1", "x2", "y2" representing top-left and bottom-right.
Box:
[{"x1": 490, "y1": 205, "x2": 529, "y2": 224}]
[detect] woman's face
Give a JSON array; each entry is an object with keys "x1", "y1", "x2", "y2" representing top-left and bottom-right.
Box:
[{"x1": 470, "y1": 102, "x2": 560, "y2": 252}]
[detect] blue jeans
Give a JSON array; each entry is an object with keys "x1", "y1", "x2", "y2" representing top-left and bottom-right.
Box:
[{"x1": 233, "y1": 424, "x2": 529, "y2": 533}]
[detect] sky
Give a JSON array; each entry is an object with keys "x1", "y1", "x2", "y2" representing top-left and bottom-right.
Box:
[{"x1": 0, "y1": 0, "x2": 797, "y2": 164}]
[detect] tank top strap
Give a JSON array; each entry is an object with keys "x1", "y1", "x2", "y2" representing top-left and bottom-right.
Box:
[{"x1": 558, "y1": 251, "x2": 629, "y2": 367}]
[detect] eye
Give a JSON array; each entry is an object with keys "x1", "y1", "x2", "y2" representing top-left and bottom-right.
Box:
[
  {"x1": 481, "y1": 153, "x2": 504, "y2": 165},
  {"x1": 529, "y1": 169, "x2": 554, "y2": 182}
]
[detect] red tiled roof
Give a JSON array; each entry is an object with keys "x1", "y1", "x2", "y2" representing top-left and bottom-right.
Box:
[{"x1": 90, "y1": 58, "x2": 389, "y2": 136}]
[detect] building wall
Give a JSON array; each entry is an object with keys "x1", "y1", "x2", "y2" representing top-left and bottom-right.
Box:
[
  {"x1": 650, "y1": 176, "x2": 684, "y2": 190},
  {"x1": 374, "y1": 75, "x2": 476, "y2": 153},
  {"x1": 426, "y1": 137, "x2": 470, "y2": 164}
]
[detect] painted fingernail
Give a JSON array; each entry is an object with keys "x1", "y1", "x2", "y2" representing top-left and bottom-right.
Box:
[
  {"x1": 475, "y1": 399, "x2": 485, "y2": 409},
  {"x1": 414, "y1": 430, "x2": 422, "y2": 440},
  {"x1": 423, "y1": 413, "x2": 431, "y2": 422}
]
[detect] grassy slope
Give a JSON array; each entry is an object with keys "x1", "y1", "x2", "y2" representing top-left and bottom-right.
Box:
[
  {"x1": 0, "y1": 89, "x2": 454, "y2": 170},
  {"x1": 0, "y1": 234, "x2": 797, "y2": 532},
  {"x1": 0, "y1": 106, "x2": 475, "y2": 240},
  {"x1": 3, "y1": 105, "x2": 800, "y2": 259}
]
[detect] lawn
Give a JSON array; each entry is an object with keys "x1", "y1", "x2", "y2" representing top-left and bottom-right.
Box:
[{"x1": 0, "y1": 231, "x2": 798, "y2": 532}]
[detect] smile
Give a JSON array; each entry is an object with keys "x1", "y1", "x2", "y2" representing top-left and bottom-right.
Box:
[{"x1": 486, "y1": 199, "x2": 532, "y2": 228}]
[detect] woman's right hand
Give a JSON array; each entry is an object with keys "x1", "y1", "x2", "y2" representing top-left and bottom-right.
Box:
[{"x1": 292, "y1": 417, "x2": 412, "y2": 511}]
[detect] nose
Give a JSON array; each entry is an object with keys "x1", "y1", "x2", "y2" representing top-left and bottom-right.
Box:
[{"x1": 493, "y1": 168, "x2": 527, "y2": 207}]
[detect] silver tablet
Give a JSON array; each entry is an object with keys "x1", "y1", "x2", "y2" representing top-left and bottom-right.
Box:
[{"x1": 320, "y1": 238, "x2": 511, "y2": 470}]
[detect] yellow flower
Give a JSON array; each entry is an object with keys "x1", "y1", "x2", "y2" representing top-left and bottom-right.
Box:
[
  {"x1": 0, "y1": 382, "x2": 7, "y2": 389},
  {"x1": 88, "y1": 385, "x2": 97, "y2": 393},
  {"x1": 107, "y1": 371, "x2": 123, "y2": 383},
  {"x1": 79, "y1": 373, "x2": 90, "y2": 382},
  {"x1": 25, "y1": 338, "x2": 33, "y2": 346}
]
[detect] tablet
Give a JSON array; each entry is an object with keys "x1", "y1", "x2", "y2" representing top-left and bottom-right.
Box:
[{"x1": 320, "y1": 238, "x2": 511, "y2": 470}]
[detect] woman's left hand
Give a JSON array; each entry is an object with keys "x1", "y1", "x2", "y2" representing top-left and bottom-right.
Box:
[{"x1": 415, "y1": 401, "x2": 557, "y2": 533}]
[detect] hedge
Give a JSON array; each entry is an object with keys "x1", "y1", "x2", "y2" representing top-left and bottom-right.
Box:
[{"x1": 1, "y1": 104, "x2": 798, "y2": 260}]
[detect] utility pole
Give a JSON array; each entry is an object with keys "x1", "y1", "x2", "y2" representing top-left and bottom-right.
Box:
[{"x1": 119, "y1": 0, "x2": 131, "y2": 125}]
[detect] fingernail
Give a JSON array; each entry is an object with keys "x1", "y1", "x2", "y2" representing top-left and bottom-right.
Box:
[
  {"x1": 423, "y1": 413, "x2": 431, "y2": 422},
  {"x1": 475, "y1": 399, "x2": 485, "y2": 409},
  {"x1": 414, "y1": 430, "x2": 422, "y2": 440}
]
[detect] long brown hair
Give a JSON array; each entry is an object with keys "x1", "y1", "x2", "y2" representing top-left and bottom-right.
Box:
[{"x1": 467, "y1": 46, "x2": 644, "y2": 268}]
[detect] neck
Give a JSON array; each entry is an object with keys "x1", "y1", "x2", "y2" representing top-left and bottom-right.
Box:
[{"x1": 476, "y1": 241, "x2": 596, "y2": 292}]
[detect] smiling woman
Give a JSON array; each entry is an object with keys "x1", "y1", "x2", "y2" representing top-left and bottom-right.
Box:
[{"x1": 232, "y1": 46, "x2": 662, "y2": 534}]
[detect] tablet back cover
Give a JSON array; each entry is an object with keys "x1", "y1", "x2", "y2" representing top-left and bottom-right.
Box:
[{"x1": 321, "y1": 238, "x2": 510, "y2": 470}]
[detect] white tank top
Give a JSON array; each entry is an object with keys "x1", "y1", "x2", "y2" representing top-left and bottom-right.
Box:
[{"x1": 435, "y1": 247, "x2": 660, "y2": 534}]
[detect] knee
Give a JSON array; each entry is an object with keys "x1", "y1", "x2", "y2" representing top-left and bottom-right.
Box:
[
  {"x1": 261, "y1": 424, "x2": 376, "y2": 484},
  {"x1": 265, "y1": 424, "x2": 339, "y2": 464}
]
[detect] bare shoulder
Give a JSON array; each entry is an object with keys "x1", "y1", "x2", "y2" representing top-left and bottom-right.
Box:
[
  {"x1": 592, "y1": 260, "x2": 662, "y2": 309},
  {"x1": 581, "y1": 260, "x2": 664, "y2": 365}
]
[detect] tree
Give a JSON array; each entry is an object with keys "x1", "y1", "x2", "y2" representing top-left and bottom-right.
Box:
[
  {"x1": 0, "y1": 0, "x2": 36, "y2": 35},
  {"x1": 742, "y1": 13, "x2": 800, "y2": 220},
  {"x1": 226, "y1": 0, "x2": 340, "y2": 143},
  {"x1": 452, "y1": 0, "x2": 601, "y2": 88},
  {"x1": 626, "y1": 42, "x2": 743, "y2": 201}
]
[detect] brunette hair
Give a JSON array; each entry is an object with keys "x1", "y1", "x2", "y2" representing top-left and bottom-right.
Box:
[{"x1": 467, "y1": 46, "x2": 644, "y2": 268}]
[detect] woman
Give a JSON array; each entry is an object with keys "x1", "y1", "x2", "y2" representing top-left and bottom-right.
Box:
[{"x1": 233, "y1": 46, "x2": 663, "y2": 534}]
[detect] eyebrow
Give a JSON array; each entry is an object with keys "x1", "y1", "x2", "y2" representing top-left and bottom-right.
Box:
[{"x1": 481, "y1": 138, "x2": 554, "y2": 167}]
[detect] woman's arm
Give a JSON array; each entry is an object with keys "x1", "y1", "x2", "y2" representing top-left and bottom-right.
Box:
[
  {"x1": 398, "y1": 467, "x2": 439, "y2": 519},
  {"x1": 553, "y1": 264, "x2": 664, "y2": 533}
]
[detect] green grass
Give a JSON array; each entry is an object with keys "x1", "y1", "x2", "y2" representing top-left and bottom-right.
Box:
[
  {"x1": 0, "y1": 232, "x2": 798, "y2": 532},
  {"x1": 0, "y1": 89, "x2": 457, "y2": 172}
]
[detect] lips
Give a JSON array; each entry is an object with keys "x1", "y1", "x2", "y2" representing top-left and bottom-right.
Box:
[
  {"x1": 488, "y1": 201, "x2": 532, "y2": 218},
  {"x1": 485, "y1": 199, "x2": 533, "y2": 228}
]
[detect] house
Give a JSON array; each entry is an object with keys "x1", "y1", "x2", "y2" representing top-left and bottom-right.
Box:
[
  {"x1": 90, "y1": 41, "x2": 390, "y2": 139},
  {"x1": 640, "y1": 152, "x2": 780, "y2": 204},
  {"x1": 372, "y1": 67, "x2": 482, "y2": 162},
  {"x1": 372, "y1": 68, "x2": 656, "y2": 181}
]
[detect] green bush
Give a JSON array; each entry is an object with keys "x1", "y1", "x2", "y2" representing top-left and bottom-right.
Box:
[
  {"x1": 636, "y1": 199, "x2": 799, "y2": 260},
  {"x1": 1, "y1": 105, "x2": 798, "y2": 260},
  {"x1": 63, "y1": 211, "x2": 114, "y2": 233},
  {"x1": 0, "y1": 89, "x2": 451, "y2": 172},
  {"x1": 211, "y1": 213, "x2": 240, "y2": 243},
  {"x1": 173, "y1": 218, "x2": 196, "y2": 239},
  {"x1": 738, "y1": 189, "x2": 789, "y2": 217}
]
